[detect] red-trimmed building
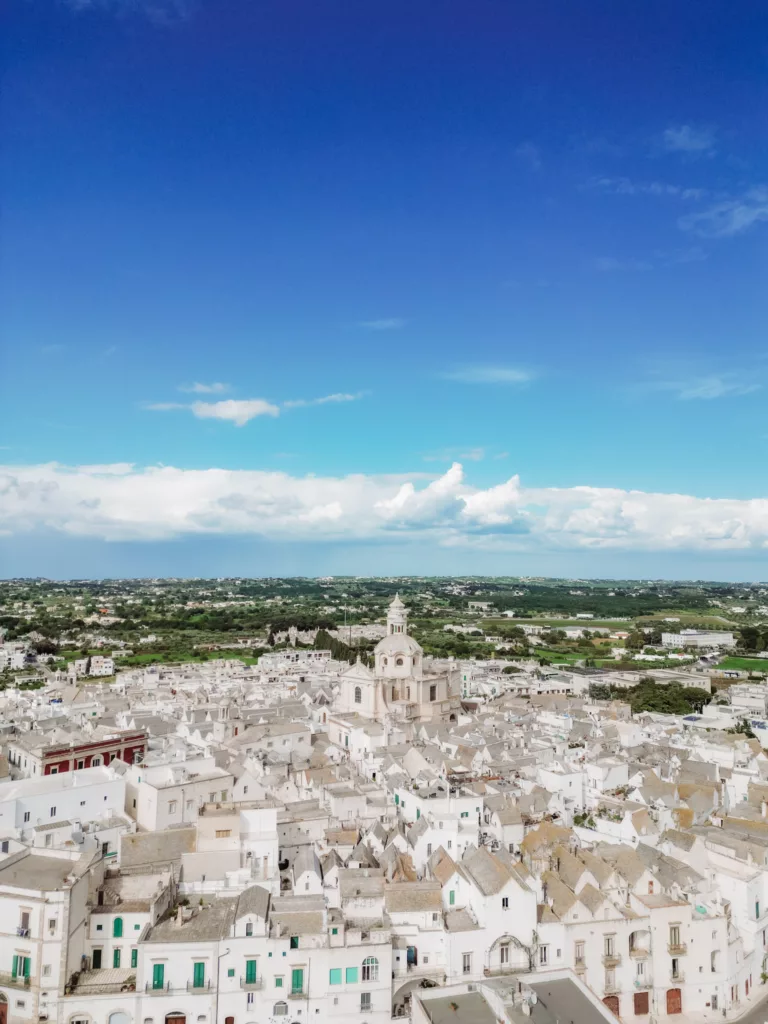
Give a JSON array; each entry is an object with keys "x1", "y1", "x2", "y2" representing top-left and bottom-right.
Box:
[{"x1": 6, "y1": 729, "x2": 147, "y2": 778}]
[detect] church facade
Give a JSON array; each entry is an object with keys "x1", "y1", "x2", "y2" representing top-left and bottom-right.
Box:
[{"x1": 334, "y1": 594, "x2": 460, "y2": 726}]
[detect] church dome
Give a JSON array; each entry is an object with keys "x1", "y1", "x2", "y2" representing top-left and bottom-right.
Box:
[{"x1": 374, "y1": 632, "x2": 422, "y2": 658}]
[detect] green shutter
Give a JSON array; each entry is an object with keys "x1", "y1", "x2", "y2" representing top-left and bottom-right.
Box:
[
  {"x1": 449, "y1": 890, "x2": 455, "y2": 905},
  {"x1": 153, "y1": 963, "x2": 165, "y2": 990},
  {"x1": 329, "y1": 968, "x2": 342, "y2": 985},
  {"x1": 291, "y1": 968, "x2": 304, "y2": 994},
  {"x1": 245, "y1": 960, "x2": 257, "y2": 985},
  {"x1": 193, "y1": 962, "x2": 205, "y2": 988},
  {"x1": 12, "y1": 955, "x2": 18, "y2": 979},
  {"x1": 346, "y1": 966, "x2": 358, "y2": 984},
  {"x1": 394, "y1": 794, "x2": 399, "y2": 805},
  {"x1": 131, "y1": 949, "x2": 138, "y2": 969},
  {"x1": 113, "y1": 917, "x2": 123, "y2": 938},
  {"x1": 23, "y1": 957, "x2": 30, "y2": 979},
  {"x1": 113, "y1": 949, "x2": 121, "y2": 969}
]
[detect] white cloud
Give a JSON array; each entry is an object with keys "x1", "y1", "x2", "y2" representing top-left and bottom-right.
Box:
[
  {"x1": 589, "y1": 177, "x2": 707, "y2": 200},
  {"x1": 443, "y1": 366, "x2": 535, "y2": 385},
  {"x1": 656, "y1": 374, "x2": 761, "y2": 400},
  {"x1": 423, "y1": 447, "x2": 485, "y2": 463},
  {"x1": 4, "y1": 461, "x2": 768, "y2": 554},
  {"x1": 283, "y1": 392, "x2": 367, "y2": 409},
  {"x1": 357, "y1": 318, "x2": 406, "y2": 330},
  {"x1": 179, "y1": 382, "x2": 229, "y2": 394},
  {"x1": 679, "y1": 188, "x2": 768, "y2": 237},
  {"x1": 661, "y1": 124, "x2": 717, "y2": 154},
  {"x1": 190, "y1": 399, "x2": 280, "y2": 426},
  {"x1": 515, "y1": 142, "x2": 541, "y2": 170}
]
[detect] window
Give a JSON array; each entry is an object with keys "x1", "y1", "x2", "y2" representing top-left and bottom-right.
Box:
[
  {"x1": 290, "y1": 935, "x2": 299, "y2": 949},
  {"x1": 575, "y1": 941, "x2": 585, "y2": 964},
  {"x1": 291, "y1": 968, "x2": 304, "y2": 995},
  {"x1": 648, "y1": 881, "x2": 654, "y2": 894},
  {"x1": 92, "y1": 949, "x2": 102, "y2": 969},
  {"x1": 45, "y1": 833, "x2": 53, "y2": 848},
  {"x1": 48, "y1": 919, "x2": 56, "y2": 932},
  {"x1": 539, "y1": 946, "x2": 549, "y2": 966},
  {"x1": 396, "y1": 658, "x2": 403, "y2": 667},
  {"x1": 670, "y1": 926, "x2": 681, "y2": 948},
  {"x1": 275, "y1": 977, "x2": 283, "y2": 987},
  {"x1": 429, "y1": 685, "x2": 437, "y2": 702},
  {"x1": 23, "y1": 812, "x2": 30, "y2": 823},
  {"x1": 132, "y1": 949, "x2": 138, "y2": 969},
  {"x1": 216, "y1": 830, "x2": 232, "y2": 839},
  {"x1": 168, "y1": 801, "x2": 177, "y2": 814},
  {"x1": 12, "y1": 955, "x2": 31, "y2": 982},
  {"x1": 360, "y1": 993, "x2": 371, "y2": 1013},
  {"x1": 152, "y1": 963, "x2": 165, "y2": 990},
  {"x1": 671, "y1": 958, "x2": 680, "y2": 979},
  {"x1": 273, "y1": 1003, "x2": 288, "y2": 1017},
  {"x1": 227, "y1": 969, "x2": 235, "y2": 978},
  {"x1": 462, "y1": 953, "x2": 472, "y2": 974},
  {"x1": 245, "y1": 923, "x2": 253, "y2": 937},
  {"x1": 50, "y1": 806, "x2": 56, "y2": 817},
  {"x1": 449, "y1": 890, "x2": 455, "y2": 905},
  {"x1": 362, "y1": 957, "x2": 379, "y2": 982},
  {"x1": 245, "y1": 960, "x2": 257, "y2": 985},
  {"x1": 193, "y1": 962, "x2": 206, "y2": 988},
  {"x1": 113, "y1": 949, "x2": 121, "y2": 969},
  {"x1": 42, "y1": 965, "x2": 51, "y2": 977},
  {"x1": 113, "y1": 918, "x2": 123, "y2": 938},
  {"x1": 500, "y1": 945, "x2": 510, "y2": 965},
  {"x1": 1, "y1": 840, "x2": 8, "y2": 853},
  {"x1": 346, "y1": 967, "x2": 358, "y2": 984},
  {"x1": 604, "y1": 936, "x2": 615, "y2": 957},
  {"x1": 502, "y1": 897, "x2": 509, "y2": 909},
  {"x1": 331, "y1": 927, "x2": 338, "y2": 935},
  {"x1": 329, "y1": 968, "x2": 342, "y2": 985},
  {"x1": 354, "y1": 687, "x2": 362, "y2": 704},
  {"x1": 135, "y1": 923, "x2": 141, "y2": 930}
]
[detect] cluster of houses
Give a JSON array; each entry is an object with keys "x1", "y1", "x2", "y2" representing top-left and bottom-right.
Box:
[{"x1": 1, "y1": 598, "x2": 768, "y2": 1024}]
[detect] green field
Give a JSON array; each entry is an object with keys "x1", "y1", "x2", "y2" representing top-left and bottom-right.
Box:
[{"x1": 717, "y1": 656, "x2": 768, "y2": 674}]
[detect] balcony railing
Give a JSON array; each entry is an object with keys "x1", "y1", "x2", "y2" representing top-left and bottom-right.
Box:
[
  {"x1": 670, "y1": 971, "x2": 685, "y2": 984},
  {"x1": 145, "y1": 981, "x2": 175, "y2": 993},
  {"x1": 634, "y1": 977, "x2": 653, "y2": 990},
  {"x1": 629, "y1": 947, "x2": 650, "y2": 959},
  {"x1": 604, "y1": 981, "x2": 621, "y2": 995},
  {"x1": 668, "y1": 943, "x2": 687, "y2": 955},
  {"x1": 602, "y1": 953, "x2": 622, "y2": 968},
  {"x1": 16, "y1": 927, "x2": 30, "y2": 938},
  {"x1": 0, "y1": 972, "x2": 31, "y2": 990},
  {"x1": 240, "y1": 976, "x2": 264, "y2": 991},
  {"x1": 187, "y1": 980, "x2": 212, "y2": 993},
  {"x1": 289, "y1": 989, "x2": 306, "y2": 999},
  {"x1": 574, "y1": 959, "x2": 586, "y2": 973}
]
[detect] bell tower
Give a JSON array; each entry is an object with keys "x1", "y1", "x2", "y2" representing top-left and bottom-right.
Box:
[{"x1": 387, "y1": 593, "x2": 408, "y2": 635}]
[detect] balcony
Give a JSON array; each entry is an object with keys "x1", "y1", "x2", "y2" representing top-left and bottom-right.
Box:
[
  {"x1": 634, "y1": 977, "x2": 653, "y2": 990},
  {"x1": 604, "y1": 980, "x2": 621, "y2": 995},
  {"x1": 574, "y1": 959, "x2": 586, "y2": 974},
  {"x1": 289, "y1": 989, "x2": 306, "y2": 999},
  {"x1": 240, "y1": 977, "x2": 264, "y2": 991},
  {"x1": 602, "y1": 953, "x2": 622, "y2": 968},
  {"x1": 668, "y1": 943, "x2": 687, "y2": 955},
  {"x1": 16, "y1": 927, "x2": 30, "y2": 938},
  {"x1": 629, "y1": 947, "x2": 650, "y2": 960},
  {"x1": 670, "y1": 971, "x2": 685, "y2": 984},
  {"x1": 0, "y1": 972, "x2": 31, "y2": 990},
  {"x1": 187, "y1": 980, "x2": 213, "y2": 993}
]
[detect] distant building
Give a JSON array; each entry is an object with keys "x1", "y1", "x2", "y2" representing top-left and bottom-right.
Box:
[{"x1": 662, "y1": 629, "x2": 736, "y2": 649}]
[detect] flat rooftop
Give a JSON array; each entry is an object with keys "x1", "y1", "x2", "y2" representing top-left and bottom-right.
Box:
[
  {"x1": 422, "y1": 992, "x2": 497, "y2": 1024},
  {"x1": 0, "y1": 853, "x2": 79, "y2": 891},
  {"x1": 528, "y1": 978, "x2": 614, "y2": 1024}
]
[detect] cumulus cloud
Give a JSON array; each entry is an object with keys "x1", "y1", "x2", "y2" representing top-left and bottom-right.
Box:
[
  {"x1": 190, "y1": 399, "x2": 280, "y2": 426},
  {"x1": 179, "y1": 382, "x2": 229, "y2": 394},
  {"x1": 443, "y1": 366, "x2": 535, "y2": 385},
  {"x1": 2, "y1": 461, "x2": 768, "y2": 554},
  {"x1": 661, "y1": 125, "x2": 717, "y2": 155}
]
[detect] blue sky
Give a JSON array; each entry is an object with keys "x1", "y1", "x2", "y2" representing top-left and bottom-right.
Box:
[{"x1": 1, "y1": 0, "x2": 767, "y2": 579}]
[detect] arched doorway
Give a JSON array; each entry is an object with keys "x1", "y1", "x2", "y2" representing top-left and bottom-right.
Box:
[
  {"x1": 667, "y1": 989, "x2": 682, "y2": 1015},
  {"x1": 603, "y1": 995, "x2": 620, "y2": 1017},
  {"x1": 109, "y1": 1013, "x2": 130, "y2": 1024},
  {"x1": 166, "y1": 1013, "x2": 186, "y2": 1024}
]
